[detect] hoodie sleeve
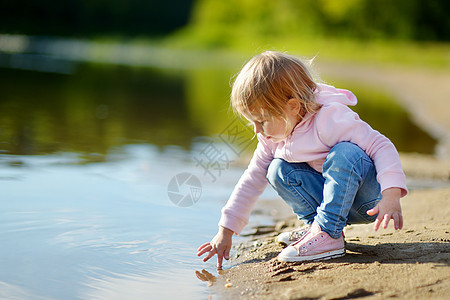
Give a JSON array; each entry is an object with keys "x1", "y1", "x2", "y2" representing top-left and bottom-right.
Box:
[
  {"x1": 218, "y1": 134, "x2": 275, "y2": 234},
  {"x1": 316, "y1": 102, "x2": 407, "y2": 197}
]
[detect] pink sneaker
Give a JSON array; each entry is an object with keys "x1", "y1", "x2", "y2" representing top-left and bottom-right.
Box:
[{"x1": 277, "y1": 228, "x2": 345, "y2": 262}]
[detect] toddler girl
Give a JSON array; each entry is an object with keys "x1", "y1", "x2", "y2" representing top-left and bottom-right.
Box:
[{"x1": 197, "y1": 51, "x2": 407, "y2": 267}]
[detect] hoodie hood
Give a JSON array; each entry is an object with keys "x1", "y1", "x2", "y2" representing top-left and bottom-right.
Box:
[{"x1": 315, "y1": 83, "x2": 357, "y2": 106}]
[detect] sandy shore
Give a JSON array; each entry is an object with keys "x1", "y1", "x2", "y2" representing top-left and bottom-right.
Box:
[
  {"x1": 207, "y1": 182, "x2": 449, "y2": 299},
  {"x1": 197, "y1": 63, "x2": 450, "y2": 299}
]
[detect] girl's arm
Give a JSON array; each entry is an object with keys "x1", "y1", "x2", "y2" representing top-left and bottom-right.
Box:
[
  {"x1": 197, "y1": 135, "x2": 275, "y2": 268},
  {"x1": 317, "y1": 103, "x2": 407, "y2": 230},
  {"x1": 218, "y1": 134, "x2": 275, "y2": 234}
]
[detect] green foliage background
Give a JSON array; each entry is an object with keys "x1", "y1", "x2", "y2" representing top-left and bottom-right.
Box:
[
  {"x1": 0, "y1": 0, "x2": 448, "y2": 42},
  {"x1": 176, "y1": 0, "x2": 449, "y2": 45}
]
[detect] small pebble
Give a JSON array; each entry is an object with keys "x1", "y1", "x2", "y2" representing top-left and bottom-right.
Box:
[
  {"x1": 225, "y1": 283, "x2": 233, "y2": 288},
  {"x1": 226, "y1": 278, "x2": 231, "y2": 282}
]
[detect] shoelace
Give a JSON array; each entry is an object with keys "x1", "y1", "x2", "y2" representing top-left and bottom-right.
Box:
[{"x1": 289, "y1": 228, "x2": 309, "y2": 241}]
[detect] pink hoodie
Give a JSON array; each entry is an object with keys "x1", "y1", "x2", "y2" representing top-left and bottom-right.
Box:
[{"x1": 219, "y1": 84, "x2": 408, "y2": 235}]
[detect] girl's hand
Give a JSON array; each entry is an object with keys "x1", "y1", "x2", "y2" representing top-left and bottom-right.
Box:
[
  {"x1": 367, "y1": 188, "x2": 403, "y2": 231},
  {"x1": 197, "y1": 226, "x2": 234, "y2": 269}
]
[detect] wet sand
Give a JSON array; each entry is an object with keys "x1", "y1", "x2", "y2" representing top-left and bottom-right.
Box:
[{"x1": 200, "y1": 63, "x2": 450, "y2": 299}]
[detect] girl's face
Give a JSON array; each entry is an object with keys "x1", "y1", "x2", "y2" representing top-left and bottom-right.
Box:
[{"x1": 243, "y1": 99, "x2": 301, "y2": 143}]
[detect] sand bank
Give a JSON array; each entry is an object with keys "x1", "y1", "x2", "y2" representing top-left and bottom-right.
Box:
[{"x1": 208, "y1": 181, "x2": 449, "y2": 299}]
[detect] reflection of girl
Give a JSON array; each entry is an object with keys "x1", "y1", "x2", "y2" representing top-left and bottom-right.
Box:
[{"x1": 197, "y1": 51, "x2": 407, "y2": 267}]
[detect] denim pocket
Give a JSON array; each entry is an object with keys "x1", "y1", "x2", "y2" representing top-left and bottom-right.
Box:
[{"x1": 356, "y1": 198, "x2": 381, "y2": 222}]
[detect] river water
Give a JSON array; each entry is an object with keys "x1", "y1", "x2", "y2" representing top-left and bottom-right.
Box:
[
  {"x1": 0, "y1": 44, "x2": 438, "y2": 299},
  {"x1": 1, "y1": 144, "x2": 281, "y2": 299}
]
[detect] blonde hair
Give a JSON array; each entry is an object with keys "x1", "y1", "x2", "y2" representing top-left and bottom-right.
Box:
[{"x1": 231, "y1": 51, "x2": 321, "y2": 122}]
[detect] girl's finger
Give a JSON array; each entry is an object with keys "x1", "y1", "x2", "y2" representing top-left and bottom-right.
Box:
[
  {"x1": 197, "y1": 248, "x2": 211, "y2": 257},
  {"x1": 197, "y1": 242, "x2": 211, "y2": 252},
  {"x1": 197, "y1": 244, "x2": 213, "y2": 256},
  {"x1": 224, "y1": 246, "x2": 231, "y2": 260},
  {"x1": 217, "y1": 252, "x2": 224, "y2": 269},
  {"x1": 197, "y1": 244, "x2": 211, "y2": 254},
  {"x1": 393, "y1": 212, "x2": 404, "y2": 230},
  {"x1": 202, "y1": 249, "x2": 217, "y2": 262},
  {"x1": 392, "y1": 213, "x2": 400, "y2": 230},
  {"x1": 373, "y1": 217, "x2": 382, "y2": 231},
  {"x1": 366, "y1": 205, "x2": 379, "y2": 216},
  {"x1": 382, "y1": 214, "x2": 391, "y2": 229},
  {"x1": 398, "y1": 214, "x2": 403, "y2": 230}
]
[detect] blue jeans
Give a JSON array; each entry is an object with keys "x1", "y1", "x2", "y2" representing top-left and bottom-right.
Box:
[{"x1": 267, "y1": 142, "x2": 381, "y2": 239}]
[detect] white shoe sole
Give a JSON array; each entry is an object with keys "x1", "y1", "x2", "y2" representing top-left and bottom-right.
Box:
[{"x1": 277, "y1": 248, "x2": 345, "y2": 262}]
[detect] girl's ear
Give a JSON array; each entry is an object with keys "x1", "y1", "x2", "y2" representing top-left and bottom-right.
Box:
[{"x1": 286, "y1": 98, "x2": 301, "y2": 116}]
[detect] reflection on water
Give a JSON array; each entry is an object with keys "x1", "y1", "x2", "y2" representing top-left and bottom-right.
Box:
[
  {"x1": 195, "y1": 269, "x2": 217, "y2": 287},
  {"x1": 0, "y1": 64, "x2": 437, "y2": 156},
  {"x1": 0, "y1": 66, "x2": 202, "y2": 155},
  {"x1": 0, "y1": 60, "x2": 439, "y2": 299}
]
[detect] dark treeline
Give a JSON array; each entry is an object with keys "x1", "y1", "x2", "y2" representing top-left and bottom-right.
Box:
[
  {"x1": 0, "y1": 0, "x2": 449, "y2": 41},
  {"x1": 0, "y1": 0, "x2": 194, "y2": 37}
]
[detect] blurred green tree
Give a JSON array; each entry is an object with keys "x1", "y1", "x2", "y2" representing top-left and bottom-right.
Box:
[{"x1": 184, "y1": 0, "x2": 449, "y2": 44}]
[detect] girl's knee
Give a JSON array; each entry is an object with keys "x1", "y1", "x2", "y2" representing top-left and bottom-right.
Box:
[
  {"x1": 325, "y1": 142, "x2": 370, "y2": 169},
  {"x1": 330, "y1": 142, "x2": 365, "y2": 158},
  {"x1": 266, "y1": 158, "x2": 288, "y2": 186}
]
